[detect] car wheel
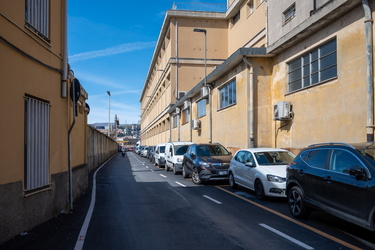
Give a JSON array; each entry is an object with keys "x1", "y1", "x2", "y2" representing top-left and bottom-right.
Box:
[
  {"x1": 288, "y1": 186, "x2": 310, "y2": 219},
  {"x1": 173, "y1": 164, "x2": 178, "y2": 175},
  {"x1": 182, "y1": 164, "x2": 189, "y2": 178},
  {"x1": 229, "y1": 172, "x2": 238, "y2": 189},
  {"x1": 255, "y1": 179, "x2": 266, "y2": 200},
  {"x1": 192, "y1": 168, "x2": 202, "y2": 185}
]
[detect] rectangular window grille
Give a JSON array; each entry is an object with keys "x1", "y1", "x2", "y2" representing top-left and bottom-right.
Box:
[
  {"x1": 288, "y1": 39, "x2": 337, "y2": 93},
  {"x1": 25, "y1": 0, "x2": 50, "y2": 40},
  {"x1": 219, "y1": 79, "x2": 237, "y2": 109},
  {"x1": 283, "y1": 3, "x2": 296, "y2": 24},
  {"x1": 24, "y1": 96, "x2": 50, "y2": 191},
  {"x1": 197, "y1": 99, "x2": 207, "y2": 118}
]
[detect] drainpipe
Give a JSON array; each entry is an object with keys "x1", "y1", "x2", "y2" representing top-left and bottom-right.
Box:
[
  {"x1": 63, "y1": 0, "x2": 75, "y2": 210},
  {"x1": 243, "y1": 57, "x2": 255, "y2": 148},
  {"x1": 175, "y1": 19, "x2": 179, "y2": 100},
  {"x1": 362, "y1": 0, "x2": 374, "y2": 142},
  {"x1": 61, "y1": 0, "x2": 68, "y2": 98},
  {"x1": 67, "y1": 77, "x2": 76, "y2": 211}
]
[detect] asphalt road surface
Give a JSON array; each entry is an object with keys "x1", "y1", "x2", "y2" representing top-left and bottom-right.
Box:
[{"x1": 2, "y1": 152, "x2": 375, "y2": 250}]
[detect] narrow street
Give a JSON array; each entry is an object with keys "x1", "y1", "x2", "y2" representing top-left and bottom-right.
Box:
[{"x1": 2, "y1": 152, "x2": 375, "y2": 250}]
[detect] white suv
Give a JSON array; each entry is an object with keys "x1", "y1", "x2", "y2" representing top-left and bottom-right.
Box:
[
  {"x1": 154, "y1": 143, "x2": 167, "y2": 167},
  {"x1": 165, "y1": 142, "x2": 192, "y2": 174}
]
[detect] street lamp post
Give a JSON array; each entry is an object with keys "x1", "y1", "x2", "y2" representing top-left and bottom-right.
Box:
[
  {"x1": 107, "y1": 91, "x2": 111, "y2": 137},
  {"x1": 194, "y1": 28, "x2": 212, "y2": 143}
]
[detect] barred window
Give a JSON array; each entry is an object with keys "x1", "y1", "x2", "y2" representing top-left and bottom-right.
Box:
[
  {"x1": 25, "y1": 0, "x2": 50, "y2": 41},
  {"x1": 197, "y1": 99, "x2": 206, "y2": 118},
  {"x1": 288, "y1": 39, "x2": 337, "y2": 93},
  {"x1": 24, "y1": 96, "x2": 50, "y2": 191},
  {"x1": 219, "y1": 79, "x2": 237, "y2": 109},
  {"x1": 283, "y1": 3, "x2": 296, "y2": 24}
]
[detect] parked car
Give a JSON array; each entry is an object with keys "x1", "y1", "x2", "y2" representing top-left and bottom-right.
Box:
[
  {"x1": 229, "y1": 148, "x2": 295, "y2": 200},
  {"x1": 182, "y1": 143, "x2": 232, "y2": 184},
  {"x1": 147, "y1": 146, "x2": 156, "y2": 162},
  {"x1": 140, "y1": 146, "x2": 149, "y2": 157},
  {"x1": 286, "y1": 142, "x2": 375, "y2": 231},
  {"x1": 165, "y1": 142, "x2": 193, "y2": 174},
  {"x1": 154, "y1": 143, "x2": 167, "y2": 167}
]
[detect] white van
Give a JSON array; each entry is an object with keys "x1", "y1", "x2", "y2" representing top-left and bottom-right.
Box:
[
  {"x1": 154, "y1": 143, "x2": 167, "y2": 167},
  {"x1": 165, "y1": 142, "x2": 193, "y2": 174}
]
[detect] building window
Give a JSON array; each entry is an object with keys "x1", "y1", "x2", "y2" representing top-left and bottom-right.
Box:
[
  {"x1": 24, "y1": 96, "x2": 50, "y2": 191},
  {"x1": 219, "y1": 79, "x2": 237, "y2": 109},
  {"x1": 283, "y1": 3, "x2": 296, "y2": 24},
  {"x1": 288, "y1": 39, "x2": 337, "y2": 93},
  {"x1": 233, "y1": 11, "x2": 240, "y2": 24},
  {"x1": 182, "y1": 109, "x2": 190, "y2": 124},
  {"x1": 173, "y1": 115, "x2": 178, "y2": 128},
  {"x1": 247, "y1": 0, "x2": 254, "y2": 16},
  {"x1": 25, "y1": 0, "x2": 50, "y2": 41},
  {"x1": 197, "y1": 99, "x2": 207, "y2": 118}
]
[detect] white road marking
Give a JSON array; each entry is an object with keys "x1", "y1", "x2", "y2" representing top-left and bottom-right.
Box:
[
  {"x1": 259, "y1": 223, "x2": 314, "y2": 250},
  {"x1": 74, "y1": 155, "x2": 115, "y2": 250},
  {"x1": 160, "y1": 174, "x2": 167, "y2": 178},
  {"x1": 203, "y1": 195, "x2": 222, "y2": 204},
  {"x1": 175, "y1": 182, "x2": 186, "y2": 187}
]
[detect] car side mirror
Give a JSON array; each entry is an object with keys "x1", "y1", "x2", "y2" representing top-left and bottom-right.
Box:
[
  {"x1": 245, "y1": 162, "x2": 254, "y2": 167},
  {"x1": 191, "y1": 153, "x2": 196, "y2": 159},
  {"x1": 349, "y1": 166, "x2": 366, "y2": 180}
]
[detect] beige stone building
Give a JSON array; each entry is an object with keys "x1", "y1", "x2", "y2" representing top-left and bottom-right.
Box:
[
  {"x1": 0, "y1": 0, "x2": 117, "y2": 243},
  {"x1": 141, "y1": 0, "x2": 375, "y2": 155}
]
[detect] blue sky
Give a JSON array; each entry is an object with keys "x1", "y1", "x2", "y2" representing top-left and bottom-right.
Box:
[{"x1": 68, "y1": 1, "x2": 226, "y2": 125}]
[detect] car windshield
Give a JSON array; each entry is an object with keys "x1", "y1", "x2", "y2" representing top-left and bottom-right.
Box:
[
  {"x1": 175, "y1": 145, "x2": 189, "y2": 155},
  {"x1": 197, "y1": 145, "x2": 230, "y2": 157},
  {"x1": 254, "y1": 151, "x2": 294, "y2": 165}
]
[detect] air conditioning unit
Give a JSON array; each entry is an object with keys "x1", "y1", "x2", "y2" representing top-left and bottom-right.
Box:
[
  {"x1": 273, "y1": 101, "x2": 292, "y2": 121},
  {"x1": 201, "y1": 86, "x2": 209, "y2": 99},
  {"x1": 192, "y1": 119, "x2": 201, "y2": 130},
  {"x1": 174, "y1": 107, "x2": 180, "y2": 115},
  {"x1": 178, "y1": 91, "x2": 186, "y2": 99},
  {"x1": 183, "y1": 100, "x2": 191, "y2": 110}
]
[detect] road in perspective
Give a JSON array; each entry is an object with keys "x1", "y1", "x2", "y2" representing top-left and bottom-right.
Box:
[{"x1": 2, "y1": 152, "x2": 375, "y2": 250}]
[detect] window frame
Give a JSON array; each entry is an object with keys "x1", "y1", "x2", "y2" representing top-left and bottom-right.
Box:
[
  {"x1": 24, "y1": 95, "x2": 50, "y2": 191},
  {"x1": 287, "y1": 38, "x2": 337, "y2": 93},
  {"x1": 219, "y1": 79, "x2": 237, "y2": 110},
  {"x1": 197, "y1": 99, "x2": 207, "y2": 118},
  {"x1": 283, "y1": 3, "x2": 296, "y2": 24},
  {"x1": 25, "y1": 0, "x2": 50, "y2": 42},
  {"x1": 173, "y1": 115, "x2": 178, "y2": 128}
]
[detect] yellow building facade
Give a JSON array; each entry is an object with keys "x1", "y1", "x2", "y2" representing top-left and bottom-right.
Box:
[
  {"x1": 141, "y1": 0, "x2": 375, "y2": 156},
  {"x1": 0, "y1": 0, "x2": 96, "y2": 243}
]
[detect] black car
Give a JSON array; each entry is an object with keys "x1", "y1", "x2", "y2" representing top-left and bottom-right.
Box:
[
  {"x1": 182, "y1": 143, "x2": 232, "y2": 184},
  {"x1": 286, "y1": 142, "x2": 375, "y2": 231}
]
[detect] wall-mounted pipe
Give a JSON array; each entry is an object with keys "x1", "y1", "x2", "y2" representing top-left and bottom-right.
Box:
[
  {"x1": 243, "y1": 57, "x2": 254, "y2": 148},
  {"x1": 362, "y1": 0, "x2": 374, "y2": 141}
]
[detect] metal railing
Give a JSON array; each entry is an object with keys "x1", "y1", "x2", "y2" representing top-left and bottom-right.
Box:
[{"x1": 172, "y1": 2, "x2": 227, "y2": 12}]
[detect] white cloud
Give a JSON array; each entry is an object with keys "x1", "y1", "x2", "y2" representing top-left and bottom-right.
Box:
[{"x1": 69, "y1": 41, "x2": 156, "y2": 63}]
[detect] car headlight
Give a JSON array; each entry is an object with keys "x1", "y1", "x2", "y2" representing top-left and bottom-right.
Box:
[
  {"x1": 200, "y1": 162, "x2": 211, "y2": 169},
  {"x1": 177, "y1": 158, "x2": 183, "y2": 163},
  {"x1": 267, "y1": 175, "x2": 286, "y2": 183}
]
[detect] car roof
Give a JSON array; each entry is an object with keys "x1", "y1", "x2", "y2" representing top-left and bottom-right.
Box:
[
  {"x1": 168, "y1": 141, "x2": 193, "y2": 146},
  {"x1": 237, "y1": 148, "x2": 290, "y2": 153},
  {"x1": 306, "y1": 142, "x2": 375, "y2": 151}
]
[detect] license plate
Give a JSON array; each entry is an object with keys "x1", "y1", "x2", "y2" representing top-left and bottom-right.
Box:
[{"x1": 218, "y1": 171, "x2": 228, "y2": 175}]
